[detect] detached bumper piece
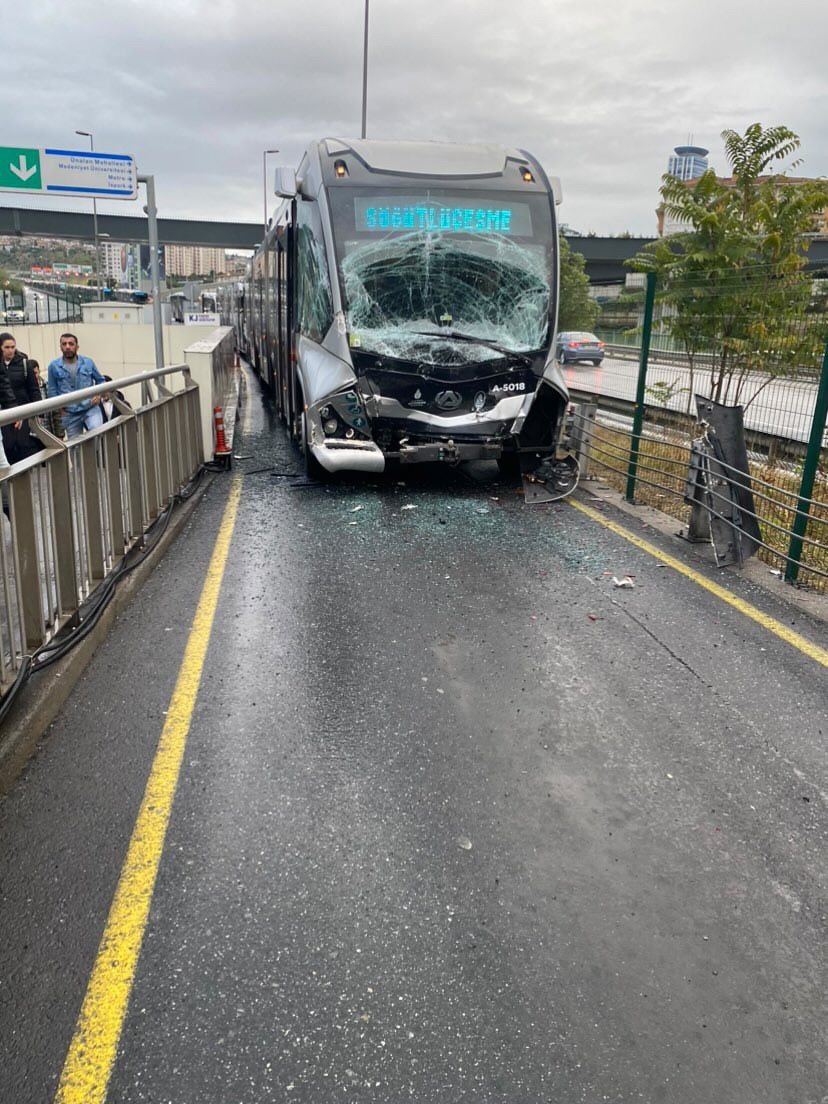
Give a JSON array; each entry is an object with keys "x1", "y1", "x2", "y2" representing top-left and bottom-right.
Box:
[
  {"x1": 522, "y1": 455, "x2": 580, "y2": 503},
  {"x1": 314, "y1": 439, "x2": 385, "y2": 473}
]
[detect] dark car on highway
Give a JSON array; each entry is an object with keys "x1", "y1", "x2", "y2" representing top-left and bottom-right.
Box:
[{"x1": 555, "y1": 331, "x2": 605, "y2": 365}]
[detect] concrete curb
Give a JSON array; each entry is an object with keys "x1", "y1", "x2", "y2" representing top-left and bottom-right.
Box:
[
  {"x1": 0, "y1": 473, "x2": 215, "y2": 798},
  {"x1": 575, "y1": 477, "x2": 828, "y2": 627}
]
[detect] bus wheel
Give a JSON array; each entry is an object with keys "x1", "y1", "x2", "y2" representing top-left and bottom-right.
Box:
[{"x1": 300, "y1": 407, "x2": 326, "y2": 480}]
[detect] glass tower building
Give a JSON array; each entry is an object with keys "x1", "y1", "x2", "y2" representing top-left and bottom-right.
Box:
[{"x1": 667, "y1": 145, "x2": 709, "y2": 181}]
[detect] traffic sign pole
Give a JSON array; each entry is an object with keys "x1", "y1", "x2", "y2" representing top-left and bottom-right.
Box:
[
  {"x1": 139, "y1": 175, "x2": 165, "y2": 373},
  {"x1": 2, "y1": 144, "x2": 162, "y2": 366}
]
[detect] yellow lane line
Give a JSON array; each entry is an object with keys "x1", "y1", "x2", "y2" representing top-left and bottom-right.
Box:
[
  {"x1": 569, "y1": 497, "x2": 828, "y2": 669},
  {"x1": 55, "y1": 476, "x2": 244, "y2": 1104}
]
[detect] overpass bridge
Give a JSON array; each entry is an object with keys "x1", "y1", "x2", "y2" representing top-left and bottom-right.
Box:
[{"x1": 4, "y1": 205, "x2": 828, "y2": 282}]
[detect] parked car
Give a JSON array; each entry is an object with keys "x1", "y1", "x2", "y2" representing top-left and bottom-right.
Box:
[
  {"x1": 2, "y1": 308, "x2": 26, "y2": 324},
  {"x1": 555, "y1": 331, "x2": 605, "y2": 365}
]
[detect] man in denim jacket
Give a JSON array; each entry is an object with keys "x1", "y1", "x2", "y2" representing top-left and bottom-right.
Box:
[{"x1": 47, "y1": 333, "x2": 105, "y2": 438}]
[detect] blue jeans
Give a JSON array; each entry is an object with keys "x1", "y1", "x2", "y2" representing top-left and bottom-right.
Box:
[{"x1": 64, "y1": 404, "x2": 104, "y2": 439}]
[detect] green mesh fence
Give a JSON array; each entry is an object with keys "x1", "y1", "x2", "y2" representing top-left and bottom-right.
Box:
[{"x1": 571, "y1": 270, "x2": 828, "y2": 591}]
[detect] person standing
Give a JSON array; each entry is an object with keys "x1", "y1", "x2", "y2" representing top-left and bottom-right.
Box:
[
  {"x1": 0, "y1": 333, "x2": 23, "y2": 466},
  {"x1": 0, "y1": 333, "x2": 42, "y2": 461},
  {"x1": 47, "y1": 333, "x2": 105, "y2": 439}
]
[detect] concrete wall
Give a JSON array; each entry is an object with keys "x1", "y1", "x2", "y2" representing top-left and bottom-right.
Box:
[{"x1": 183, "y1": 330, "x2": 238, "y2": 458}]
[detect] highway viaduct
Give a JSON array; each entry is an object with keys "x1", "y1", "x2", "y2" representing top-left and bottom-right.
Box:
[{"x1": 3, "y1": 205, "x2": 828, "y2": 283}]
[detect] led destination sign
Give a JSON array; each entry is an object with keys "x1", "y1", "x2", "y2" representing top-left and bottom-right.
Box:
[{"x1": 354, "y1": 196, "x2": 532, "y2": 236}]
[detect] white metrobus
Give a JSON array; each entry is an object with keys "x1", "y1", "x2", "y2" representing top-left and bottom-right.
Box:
[{"x1": 240, "y1": 137, "x2": 576, "y2": 490}]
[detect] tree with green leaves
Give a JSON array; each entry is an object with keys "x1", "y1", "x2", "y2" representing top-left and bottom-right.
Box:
[
  {"x1": 630, "y1": 124, "x2": 828, "y2": 407},
  {"x1": 558, "y1": 236, "x2": 599, "y2": 332},
  {"x1": 0, "y1": 269, "x2": 24, "y2": 296}
]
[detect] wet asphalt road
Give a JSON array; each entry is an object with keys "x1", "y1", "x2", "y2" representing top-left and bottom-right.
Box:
[{"x1": 1, "y1": 367, "x2": 826, "y2": 1103}]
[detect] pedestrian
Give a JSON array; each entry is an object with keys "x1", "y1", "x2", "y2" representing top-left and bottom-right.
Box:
[
  {"x1": 100, "y1": 375, "x2": 129, "y2": 423},
  {"x1": 0, "y1": 333, "x2": 43, "y2": 461},
  {"x1": 0, "y1": 333, "x2": 24, "y2": 467},
  {"x1": 47, "y1": 333, "x2": 105, "y2": 439}
]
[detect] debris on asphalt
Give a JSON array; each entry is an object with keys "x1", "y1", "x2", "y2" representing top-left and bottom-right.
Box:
[
  {"x1": 400, "y1": 504, "x2": 417, "y2": 511},
  {"x1": 456, "y1": 836, "x2": 473, "y2": 851},
  {"x1": 350, "y1": 505, "x2": 364, "y2": 513},
  {"x1": 611, "y1": 575, "x2": 636, "y2": 588},
  {"x1": 769, "y1": 568, "x2": 783, "y2": 577}
]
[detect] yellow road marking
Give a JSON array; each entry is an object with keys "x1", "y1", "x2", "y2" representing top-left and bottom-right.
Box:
[
  {"x1": 55, "y1": 476, "x2": 243, "y2": 1104},
  {"x1": 569, "y1": 497, "x2": 828, "y2": 669}
]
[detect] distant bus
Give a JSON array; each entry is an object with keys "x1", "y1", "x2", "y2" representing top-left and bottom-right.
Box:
[{"x1": 241, "y1": 137, "x2": 576, "y2": 489}]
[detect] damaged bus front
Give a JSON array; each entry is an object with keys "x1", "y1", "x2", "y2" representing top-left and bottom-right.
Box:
[{"x1": 253, "y1": 139, "x2": 576, "y2": 493}]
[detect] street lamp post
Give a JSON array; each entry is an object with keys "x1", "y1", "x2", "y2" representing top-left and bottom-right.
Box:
[
  {"x1": 263, "y1": 149, "x2": 279, "y2": 235},
  {"x1": 98, "y1": 233, "x2": 111, "y2": 293},
  {"x1": 361, "y1": 0, "x2": 369, "y2": 139},
  {"x1": 75, "y1": 130, "x2": 100, "y2": 297}
]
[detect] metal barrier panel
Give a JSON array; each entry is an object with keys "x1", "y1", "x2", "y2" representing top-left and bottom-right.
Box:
[
  {"x1": 120, "y1": 416, "x2": 145, "y2": 542},
  {"x1": 49, "y1": 452, "x2": 76, "y2": 618},
  {"x1": 0, "y1": 370, "x2": 203, "y2": 695},
  {"x1": 78, "y1": 436, "x2": 106, "y2": 585},
  {"x1": 9, "y1": 473, "x2": 43, "y2": 652},
  {"x1": 138, "y1": 409, "x2": 162, "y2": 523}
]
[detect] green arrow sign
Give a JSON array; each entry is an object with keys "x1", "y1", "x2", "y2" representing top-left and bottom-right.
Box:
[
  {"x1": 0, "y1": 147, "x2": 41, "y2": 191},
  {"x1": 0, "y1": 146, "x2": 136, "y2": 199}
]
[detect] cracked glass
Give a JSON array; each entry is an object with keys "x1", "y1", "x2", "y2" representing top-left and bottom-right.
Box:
[
  {"x1": 297, "y1": 199, "x2": 334, "y2": 342},
  {"x1": 329, "y1": 189, "x2": 556, "y2": 367}
]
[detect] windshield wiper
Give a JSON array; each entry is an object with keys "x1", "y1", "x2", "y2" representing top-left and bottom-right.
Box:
[{"x1": 411, "y1": 329, "x2": 536, "y2": 366}]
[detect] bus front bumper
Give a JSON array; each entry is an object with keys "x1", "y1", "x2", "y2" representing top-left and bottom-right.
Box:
[{"x1": 313, "y1": 439, "x2": 386, "y2": 473}]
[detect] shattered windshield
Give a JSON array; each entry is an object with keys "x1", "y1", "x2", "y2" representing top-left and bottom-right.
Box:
[{"x1": 328, "y1": 189, "x2": 555, "y2": 366}]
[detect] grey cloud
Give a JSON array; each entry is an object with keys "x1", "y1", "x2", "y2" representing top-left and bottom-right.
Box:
[{"x1": 4, "y1": 0, "x2": 825, "y2": 236}]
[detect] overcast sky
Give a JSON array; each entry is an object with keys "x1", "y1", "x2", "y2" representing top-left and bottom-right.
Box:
[{"x1": 5, "y1": 0, "x2": 827, "y2": 238}]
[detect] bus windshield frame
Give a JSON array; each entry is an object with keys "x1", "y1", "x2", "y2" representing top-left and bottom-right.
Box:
[{"x1": 327, "y1": 185, "x2": 557, "y2": 368}]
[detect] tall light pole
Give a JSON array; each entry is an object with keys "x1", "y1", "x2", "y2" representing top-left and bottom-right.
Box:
[
  {"x1": 361, "y1": 0, "x2": 369, "y2": 139},
  {"x1": 263, "y1": 149, "x2": 279, "y2": 234},
  {"x1": 75, "y1": 130, "x2": 100, "y2": 297}
]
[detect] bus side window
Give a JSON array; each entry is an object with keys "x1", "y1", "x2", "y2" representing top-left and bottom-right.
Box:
[{"x1": 296, "y1": 201, "x2": 333, "y2": 342}]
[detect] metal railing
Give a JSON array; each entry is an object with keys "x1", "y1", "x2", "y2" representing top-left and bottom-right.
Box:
[
  {"x1": 0, "y1": 367, "x2": 203, "y2": 698},
  {"x1": 568, "y1": 272, "x2": 828, "y2": 589},
  {"x1": 568, "y1": 394, "x2": 827, "y2": 591}
]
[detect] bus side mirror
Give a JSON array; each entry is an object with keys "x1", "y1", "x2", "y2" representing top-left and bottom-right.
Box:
[
  {"x1": 274, "y1": 167, "x2": 297, "y2": 198},
  {"x1": 549, "y1": 177, "x2": 563, "y2": 205}
]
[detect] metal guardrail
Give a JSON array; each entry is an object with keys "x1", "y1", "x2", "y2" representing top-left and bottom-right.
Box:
[
  {"x1": 0, "y1": 366, "x2": 204, "y2": 696},
  {"x1": 599, "y1": 342, "x2": 823, "y2": 382},
  {"x1": 567, "y1": 396, "x2": 828, "y2": 590}
]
